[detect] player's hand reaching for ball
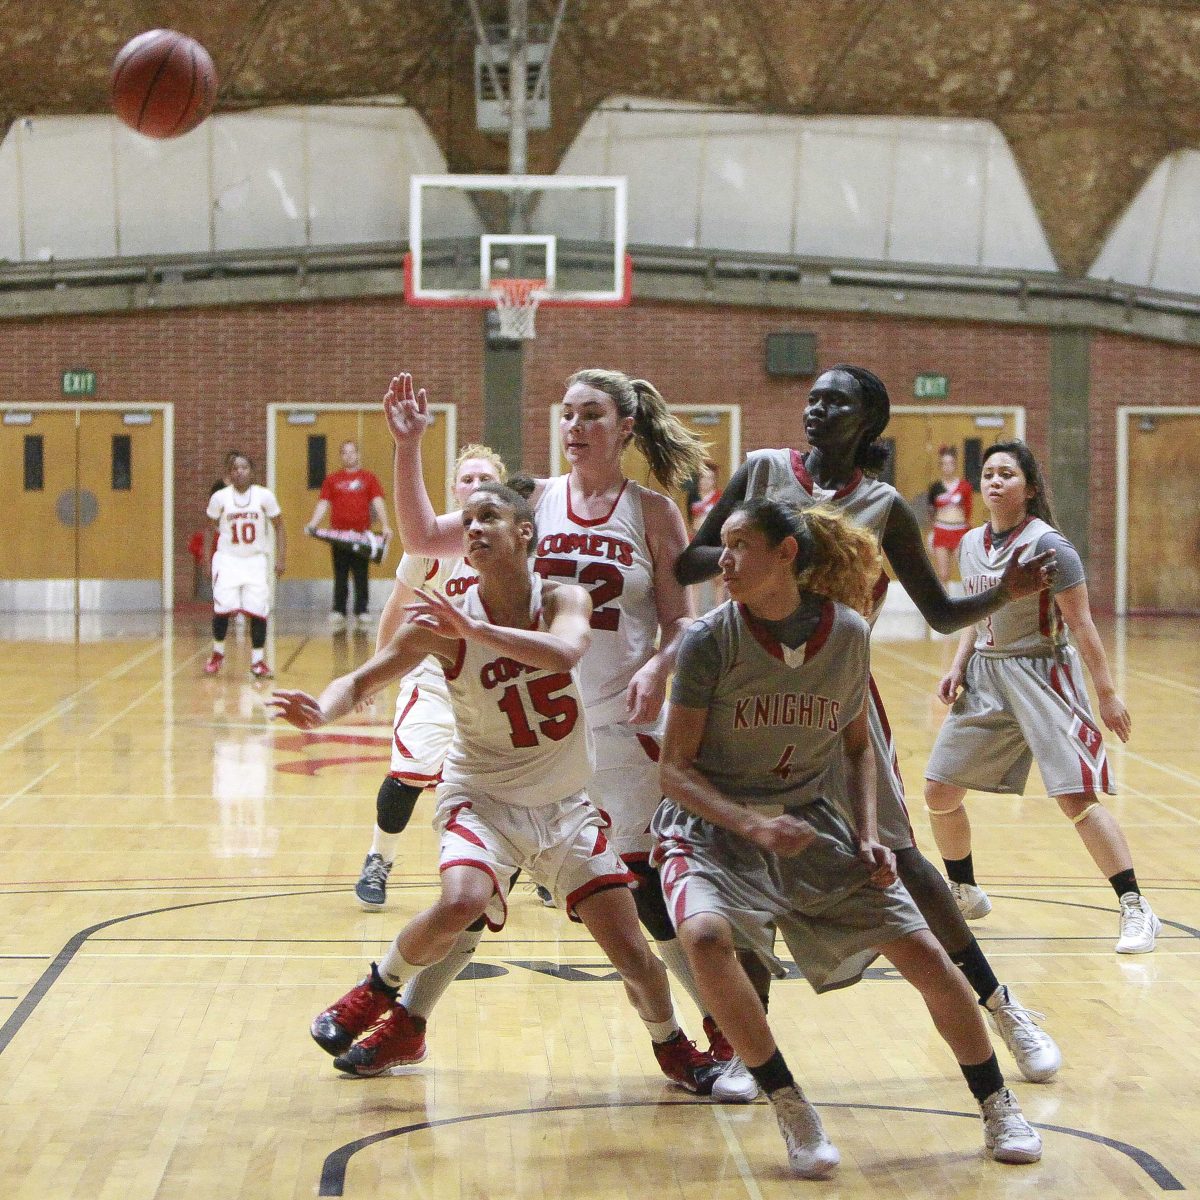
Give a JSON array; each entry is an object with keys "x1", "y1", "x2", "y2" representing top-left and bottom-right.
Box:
[
  {"x1": 266, "y1": 690, "x2": 326, "y2": 729},
  {"x1": 998, "y1": 547, "x2": 1057, "y2": 599},
  {"x1": 383, "y1": 373, "x2": 433, "y2": 446},
  {"x1": 747, "y1": 813, "x2": 817, "y2": 857}
]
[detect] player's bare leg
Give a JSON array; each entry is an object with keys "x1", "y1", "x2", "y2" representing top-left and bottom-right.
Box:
[
  {"x1": 926, "y1": 780, "x2": 992, "y2": 919},
  {"x1": 575, "y1": 886, "x2": 723, "y2": 1096},
  {"x1": 676, "y1": 910, "x2": 838, "y2": 1178}
]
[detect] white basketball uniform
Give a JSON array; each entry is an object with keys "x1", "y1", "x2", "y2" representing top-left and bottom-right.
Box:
[
  {"x1": 387, "y1": 552, "x2": 478, "y2": 787},
  {"x1": 433, "y1": 576, "x2": 631, "y2": 929},
  {"x1": 741, "y1": 449, "x2": 913, "y2": 848},
  {"x1": 924, "y1": 518, "x2": 1113, "y2": 798},
  {"x1": 207, "y1": 484, "x2": 281, "y2": 618},
  {"x1": 534, "y1": 476, "x2": 664, "y2": 861}
]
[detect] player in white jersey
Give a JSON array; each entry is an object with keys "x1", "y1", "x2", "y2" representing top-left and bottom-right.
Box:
[
  {"x1": 204, "y1": 452, "x2": 285, "y2": 679},
  {"x1": 657, "y1": 498, "x2": 1042, "y2": 1176},
  {"x1": 925, "y1": 441, "x2": 1159, "y2": 953},
  {"x1": 677, "y1": 366, "x2": 1062, "y2": 1086},
  {"x1": 353, "y1": 445, "x2": 503, "y2": 912},
  {"x1": 270, "y1": 481, "x2": 710, "y2": 1085},
  {"x1": 384, "y1": 369, "x2": 736, "y2": 1096}
]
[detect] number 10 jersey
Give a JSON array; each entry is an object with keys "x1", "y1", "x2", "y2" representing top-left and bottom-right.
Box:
[{"x1": 438, "y1": 575, "x2": 595, "y2": 808}]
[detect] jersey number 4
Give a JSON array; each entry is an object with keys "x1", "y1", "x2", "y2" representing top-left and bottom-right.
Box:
[
  {"x1": 534, "y1": 558, "x2": 623, "y2": 631},
  {"x1": 497, "y1": 673, "x2": 579, "y2": 748}
]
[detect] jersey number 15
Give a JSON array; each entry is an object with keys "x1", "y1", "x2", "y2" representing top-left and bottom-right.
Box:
[{"x1": 497, "y1": 673, "x2": 579, "y2": 749}]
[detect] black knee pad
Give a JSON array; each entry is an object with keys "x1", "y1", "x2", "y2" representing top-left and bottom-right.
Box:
[
  {"x1": 249, "y1": 616, "x2": 268, "y2": 647},
  {"x1": 894, "y1": 845, "x2": 972, "y2": 954},
  {"x1": 375, "y1": 776, "x2": 423, "y2": 836},
  {"x1": 212, "y1": 615, "x2": 230, "y2": 641},
  {"x1": 628, "y1": 861, "x2": 676, "y2": 942}
]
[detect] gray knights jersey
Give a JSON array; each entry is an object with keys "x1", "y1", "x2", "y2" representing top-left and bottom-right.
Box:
[
  {"x1": 671, "y1": 599, "x2": 870, "y2": 807},
  {"x1": 958, "y1": 517, "x2": 1080, "y2": 657},
  {"x1": 742, "y1": 449, "x2": 895, "y2": 620}
]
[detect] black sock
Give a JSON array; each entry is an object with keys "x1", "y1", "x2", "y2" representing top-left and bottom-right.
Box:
[
  {"x1": 368, "y1": 961, "x2": 399, "y2": 999},
  {"x1": 944, "y1": 854, "x2": 977, "y2": 886},
  {"x1": 748, "y1": 1048, "x2": 795, "y2": 1096},
  {"x1": 949, "y1": 938, "x2": 1001, "y2": 1006},
  {"x1": 961, "y1": 1053, "x2": 1005, "y2": 1105},
  {"x1": 1110, "y1": 868, "x2": 1139, "y2": 900}
]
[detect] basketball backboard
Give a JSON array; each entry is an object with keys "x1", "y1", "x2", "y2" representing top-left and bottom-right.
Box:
[{"x1": 405, "y1": 174, "x2": 630, "y2": 310}]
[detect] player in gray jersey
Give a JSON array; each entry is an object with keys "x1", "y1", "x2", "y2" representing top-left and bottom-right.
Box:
[
  {"x1": 925, "y1": 441, "x2": 1158, "y2": 953},
  {"x1": 657, "y1": 498, "x2": 1042, "y2": 1176},
  {"x1": 676, "y1": 365, "x2": 1061, "y2": 1084}
]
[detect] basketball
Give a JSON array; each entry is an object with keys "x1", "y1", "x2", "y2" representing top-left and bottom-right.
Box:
[{"x1": 110, "y1": 29, "x2": 217, "y2": 139}]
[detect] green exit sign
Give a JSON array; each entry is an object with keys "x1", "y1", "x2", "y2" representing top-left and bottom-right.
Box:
[
  {"x1": 914, "y1": 373, "x2": 949, "y2": 399},
  {"x1": 62, "y1": 370, "x2": 96, "y2": 395}
]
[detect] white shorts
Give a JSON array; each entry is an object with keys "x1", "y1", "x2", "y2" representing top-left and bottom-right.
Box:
[
  {"x1": 212, "y1": 552, "x2": 270, "y2": 619},
  {"x1": 590, "y1": 717, "x2": 664, "y2": 864},
  {"x1": 434, "y1": 785, "x2": 635, "y2": 931},
  {"x1": 389, "y1": 670, "x2": 453, "y2": 787}
]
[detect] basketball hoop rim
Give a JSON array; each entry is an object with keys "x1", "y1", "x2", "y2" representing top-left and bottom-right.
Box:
[{"x1": 403, "y1": 253, "x2": 633, "y2": 309}]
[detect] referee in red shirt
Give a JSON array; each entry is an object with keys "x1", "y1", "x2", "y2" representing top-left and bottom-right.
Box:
[{"x1": 305, "y1": 440, "x2": 393, "y2": 630}]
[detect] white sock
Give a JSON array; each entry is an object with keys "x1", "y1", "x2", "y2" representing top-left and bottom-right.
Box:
[
  {"x1": 370, "y1": 827, "x2": 399, "y2": 861},
  {"x1": 400, "y1": 928, "x2": 484, "y2": 1020},
  {"x1": 656, "y1": 938, "x2": 709, "y2": 1021},
  {"x1": 644, "y1": 1015, "x2": 682, "y2": 1044},
  {"x1": 378, "y1": 938, "x2": 425, "y2": 991},
  {"x1": 212, "y1": 641, "x2": 225, "y2": 655},
  {"x1": 250, "y1": 648, "x2": 264, "y2": 664}
]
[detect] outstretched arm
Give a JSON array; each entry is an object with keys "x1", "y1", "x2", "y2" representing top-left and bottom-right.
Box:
[
  {"x1": 383, "y1": 373, "x2": 467, "y2": 557},
  {"x1": 882, "y1": 498, "x2": 1056, "y2": 634},
  {"x1": 268, "y1": 623, "x2": 443, "y2": 728},
  {"x1": 674, "y1": 461, "x2": 751, "y2": 585}
]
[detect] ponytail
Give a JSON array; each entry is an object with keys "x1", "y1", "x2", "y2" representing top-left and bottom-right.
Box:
[
  {"x1": 567, "y1": 368, "x2": 708, "y2": 491},
  {"x1": 733, "y1": 498, "x2": 881, "y2": 617}
]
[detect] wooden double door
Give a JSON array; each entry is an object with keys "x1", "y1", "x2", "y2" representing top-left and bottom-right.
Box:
[{"x1": 0, "y1": 405, "x2": 167, "y2": 610}]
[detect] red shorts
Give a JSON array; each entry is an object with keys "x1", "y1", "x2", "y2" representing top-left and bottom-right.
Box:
[{"x1": 932, "y1": 524, "x2": 970, "y2": 551}]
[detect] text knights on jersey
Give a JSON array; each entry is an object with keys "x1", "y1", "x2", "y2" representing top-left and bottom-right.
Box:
[{"x1": 733, "y1": 693, "x2": 841, "y2": 732}]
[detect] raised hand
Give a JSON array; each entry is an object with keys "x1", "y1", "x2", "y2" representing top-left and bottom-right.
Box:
[
  {"x1": 383, "y1": 373, "x2": 433, "y2": 447},
  {"x1": 999, "y1": 547, "x2": 1057, "y2": 599},
  {"x1": 266, "y1": 689, "x2": 326, "y2": 729},
  {"x1": 404, "y1": 587, "x2": 474, "y2": 639}
]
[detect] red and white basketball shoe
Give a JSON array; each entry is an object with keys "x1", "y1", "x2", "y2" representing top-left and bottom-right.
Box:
[
  {"x1": 333, "y1": 1004, "x2": 428, "y2": 1077},
  {"x1": 311, "y1": 964, "x2": 396, "y2": 1056},
  {"x1": 203, "y1": 651, "x2": 224, "y2": 675},
  {"x1": 249, "y1": 660, "x2": 273, "y2": 679},
  {"x1": 652, "y1": 1031, "x2": 724, "y2": 1094}
]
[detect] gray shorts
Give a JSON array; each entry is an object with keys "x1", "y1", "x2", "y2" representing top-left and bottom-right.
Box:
[
  {"x1": 925, "y1": 646, "x2": 1116, "y2": 798},
  {"x1": 651, "y1": 797, "x2": 928, "y2": 994}
]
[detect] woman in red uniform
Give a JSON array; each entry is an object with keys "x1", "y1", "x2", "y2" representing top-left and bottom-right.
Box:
[{"x1": 928, "y1": 445, "x2": 973, "y2": 586}]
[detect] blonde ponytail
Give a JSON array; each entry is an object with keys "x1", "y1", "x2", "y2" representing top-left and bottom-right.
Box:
[
  {"x1": 795, "y1": 505, "x2": 882, "y2": 618},
  {"x1": 567, "y1": 369, "x2": 708, "y2": 491}
]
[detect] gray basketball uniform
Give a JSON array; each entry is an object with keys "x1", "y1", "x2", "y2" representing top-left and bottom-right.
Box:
[
  {"x1": 742, "y1": 448, "x2": 913, "y2": 848},
  {"x1": 652, "y1": 598, "x2": 927, "y2": 993},
  {"x1": 925, "y1": 518, "x2": 1114, "y2": 797}
]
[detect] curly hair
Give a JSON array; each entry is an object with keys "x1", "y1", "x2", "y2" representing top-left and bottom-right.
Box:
[
  {"x1": 455, "y1": 442, "x2": 507, "y2": 484},
  {"x1": 734, "y1": 498, "x2": 882, "y2": 617}
]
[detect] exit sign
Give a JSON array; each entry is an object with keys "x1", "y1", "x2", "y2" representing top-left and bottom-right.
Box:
[
  {"x1": 914, "y1": 373, "x2": 949, "y2": 399},
  {"x1": 62, "y1": 370, "x2": 97, "y2": 395}
]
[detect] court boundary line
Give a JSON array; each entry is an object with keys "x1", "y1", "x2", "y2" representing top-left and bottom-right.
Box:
[{"x1": 316, "y1": 1099, "x2": 1185, "y2": 1195}]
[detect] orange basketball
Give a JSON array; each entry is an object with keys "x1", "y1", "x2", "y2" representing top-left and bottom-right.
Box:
[{"x1": 110, "y1": 29, "x2": 217, "y2": 139}]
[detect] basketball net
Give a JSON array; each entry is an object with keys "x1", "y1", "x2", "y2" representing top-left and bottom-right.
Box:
[{"x1": 491, "y1": 278, "x2": 545, "y2": 340}]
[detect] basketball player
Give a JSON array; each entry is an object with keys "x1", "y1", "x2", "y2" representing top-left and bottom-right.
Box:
[
  {"x1": 385, "y1": 369, "x2": 739, "y2": 1097},
  {"x1": 354, "y1": 444, "x2": 505, "y2": 911},
  {"x1": 656, "y1": 497, "x2": 1042, "y2": 1175},
  {"x1": 269, "y1": 481, "x2": 706, "y2": 1086},
  {"x1": 924, "y1": 440, "x2": 1159, "y2": 953},
  {"x1": 205, "y1": 452, "x2": 285, "y2": 679},
  {"x1": 928, "y1": 444, "x2": 973, "y2": 586},
  {"x1": 675, "y1": 365, "x2": 1062, "y2": 1088}
]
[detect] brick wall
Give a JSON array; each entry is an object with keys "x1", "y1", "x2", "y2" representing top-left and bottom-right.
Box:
[{"x1": 0, "y1": 295, "x2": 1195, "y2": 610}]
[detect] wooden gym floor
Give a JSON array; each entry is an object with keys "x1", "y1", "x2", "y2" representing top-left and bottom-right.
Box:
[{"x1": 1, "y1": 608, "x2": 1197, "y2": 1199}]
